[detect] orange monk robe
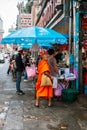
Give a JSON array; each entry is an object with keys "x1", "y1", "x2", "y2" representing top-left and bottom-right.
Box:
[{"x1": 35, "y1": 59, "x2": 53, "y2": 98}]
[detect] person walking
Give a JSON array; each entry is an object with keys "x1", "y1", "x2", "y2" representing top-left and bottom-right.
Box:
[
  {"x1": 23, "y1": 54, "x2": 30, "y2": 82},
  {"x1": 35, "y1": 52, "x2": 53, "y2": 107},
  {"x1": 15, "y1": 48, "x2": 25, "y2": 95},
  {"x1": 7, "y1": 57, "x2": 13, "y2": 75}
]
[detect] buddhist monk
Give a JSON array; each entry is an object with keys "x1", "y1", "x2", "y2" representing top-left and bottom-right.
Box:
[{"x1": 35, "y1": 52, "x2": 53, "y2": 107}]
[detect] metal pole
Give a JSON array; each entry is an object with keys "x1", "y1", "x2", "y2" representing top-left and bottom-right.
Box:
[
  {"x1": 69, "y1": 0, "x2": 73, "y2": 73},
  {"x1": 73, "y1": 1, "x2": 79, "y2": 90},
  {"x1": 79, "y1": 12, "x2": 83, "y2": 93},
  {"x1": 69, "y1": 0, "x2": 72, "y2": 53}
]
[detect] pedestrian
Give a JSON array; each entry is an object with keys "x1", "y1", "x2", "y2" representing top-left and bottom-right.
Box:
[
  {"x1": 35, "y1": 51, "x2": 53, "y2": 107},
  {"x1": 36, "y1": 54, "x2": 42, "y2": 67},
  {"x1": 7, "y1": 55, "x2": 15, "y2": 75},
  {"x1": 15, "y1": 48, "x2": 25, "y2": 95},
  {"x1": 11, "y1": 55, "x2": 17, "y2": 81},
  {"x1": 24, "y1": 54, "x2": 30, "y2": 82},
  {"x1": 48, "y1": 49, "x2": 59, "y2": 98},
  {"x1": 7, "y1": 58, "x2": 12, "y2": 75}
]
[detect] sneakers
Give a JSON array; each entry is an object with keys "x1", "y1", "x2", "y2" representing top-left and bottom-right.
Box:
[
  {"x1": 16, "y1": 90, "x2": 25, "y2": 95},
  {"x1": 24, "y1": 79, "x2": 28, "y2": 82}
]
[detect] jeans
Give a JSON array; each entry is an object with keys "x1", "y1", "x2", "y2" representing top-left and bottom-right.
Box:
[
  {"x1": 24, "y1": 71, "x2": 27, "y2": 80},
  {"x1": 7, "y1": 66, "x2": 10, "y2": 74},
  {"x1": 16, "y1": 71, "x2": 22, "y2": 92}
]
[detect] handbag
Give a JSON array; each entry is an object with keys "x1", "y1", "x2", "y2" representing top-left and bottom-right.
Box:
[{"x1": 40, "y1": 74, "x2": 52, "y2": 86}]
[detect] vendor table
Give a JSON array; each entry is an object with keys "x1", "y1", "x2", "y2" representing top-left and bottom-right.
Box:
[{"x1": 57, "y1": 73, "x2": 76, "y2": 89}]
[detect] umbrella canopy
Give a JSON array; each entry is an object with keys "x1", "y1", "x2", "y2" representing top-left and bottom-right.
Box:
[
  {"x1": 1, "y1": 26, "x2": 67, "y2": 45},
  {"x1": 20, "y1": 42, "x2": 32, "y2": 49}
]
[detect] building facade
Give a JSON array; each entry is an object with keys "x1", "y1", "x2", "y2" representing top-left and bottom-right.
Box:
[
  {"x1": 34, "y1": 0, "x2": 87, "y2": 93},
  {"x1": 35, "y1": 0, "x2": 69, "y2": 34},
  {"x1": 0, "y1": 17, "x2": 4, "y2": 49},
  {"x1": 0, "y1": 17, "x2": 4, "y2": 40}
]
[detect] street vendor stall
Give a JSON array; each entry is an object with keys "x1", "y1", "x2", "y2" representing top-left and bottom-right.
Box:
[{"x1": 54, "y1": 67, "x2": 77, "y2": 101}]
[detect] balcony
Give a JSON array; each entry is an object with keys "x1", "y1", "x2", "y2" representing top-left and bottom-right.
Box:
[{"x1": 35, "y1": 0, "x2": 49, "y2": 25}]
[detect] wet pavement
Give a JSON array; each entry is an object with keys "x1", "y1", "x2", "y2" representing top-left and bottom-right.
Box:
[{"x1": 0, "y1": 58, "x2": 87, "y2": 130}]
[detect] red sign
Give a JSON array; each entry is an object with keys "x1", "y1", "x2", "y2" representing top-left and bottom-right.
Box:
[
  {"x1": 21, "y1": 13, "x2": 31, "y2": 18},
  {"x1": 21, "y1": 19, "x2": 31, "y2": 23},
  {"x1": 82, "y1": 15, "x2": 87, "y2": 30},
  {"x1": 84, "y1": 40, "x2": 87, "y2": 49}
]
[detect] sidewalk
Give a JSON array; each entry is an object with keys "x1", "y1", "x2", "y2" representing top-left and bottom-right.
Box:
[
  {"x1": 78, "y1": 94, "x2": 87, "y2": 107},
  {"x1": 0, "y1": 69, "x2": 87, "y2": 130}
]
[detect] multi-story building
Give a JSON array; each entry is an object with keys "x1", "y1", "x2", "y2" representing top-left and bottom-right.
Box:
[
  {"x1": 0, "y1": 17, "x2": 4, "y2": 40},
  {"x1": 8, "y1": 25, "x2": 16, "y2": 33},
  {"x1": 0, "y1": 17, "x2": 4, "y2": 49},
  {"x1": 32, "y1": 0, "x2": 42, "y2": 26}
]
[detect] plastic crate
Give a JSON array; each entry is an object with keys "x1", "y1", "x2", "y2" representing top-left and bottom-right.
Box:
[{"x1": 62, "y1": 88, "x2": 79, "y2": 102}]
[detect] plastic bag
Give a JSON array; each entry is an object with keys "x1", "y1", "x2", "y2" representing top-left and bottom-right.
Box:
[
  {"x1": 26, "y1": 65, "x2": 36, "y2": 78},
  {"x1": 55, "y1": 83, "x2": 65, "y2": 96}
]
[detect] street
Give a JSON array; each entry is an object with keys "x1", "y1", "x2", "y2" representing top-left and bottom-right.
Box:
[{"x1": 0, "y1": 58, "x2": 87, "y2": 130}]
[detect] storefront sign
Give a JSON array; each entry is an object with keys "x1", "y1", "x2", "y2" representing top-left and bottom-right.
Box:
[
  {"x1": 20, "y1": 13, "x2": 32, "y2": 28},
  {"x1": 84, "y1": 40, "x2": 87, "y2": 49},
  {"x1": 82, "y1": 15, "x2": 87, "y2": 30}
]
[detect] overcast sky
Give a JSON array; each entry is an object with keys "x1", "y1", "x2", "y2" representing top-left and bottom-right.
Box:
[{"x1": 0, "y1": 0, "x2": 25, "y2": 37}]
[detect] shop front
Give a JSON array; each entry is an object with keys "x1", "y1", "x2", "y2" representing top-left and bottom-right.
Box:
[{"x1": 81, "y1": 14, "x2": 87, "y2": 94}]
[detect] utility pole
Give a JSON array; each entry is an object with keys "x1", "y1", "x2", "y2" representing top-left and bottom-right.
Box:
[
  {"x1": 69, "y1": 0, "x2": 73, "y2": 72},
  {"x1": 73, "y1": 0, "x2": 80, "y2": 91}
]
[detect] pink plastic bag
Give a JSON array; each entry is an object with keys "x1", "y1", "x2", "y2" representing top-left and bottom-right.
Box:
[
  {"x1": 26, "y1": 65, "x2": 36, "y2": 78},
  {"x1": 73, "y1": 68, "x2": 78, "y2": 78},
  {"x1": 55, "y1": 84, "x2": 65, "y2": 96}
]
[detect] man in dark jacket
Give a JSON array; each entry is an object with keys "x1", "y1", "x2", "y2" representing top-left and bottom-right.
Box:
[{"x1": 15, "y1": 48, "x2": 25, "y2": 95}]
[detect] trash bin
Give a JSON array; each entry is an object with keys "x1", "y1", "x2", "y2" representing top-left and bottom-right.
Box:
[{"x1": 62, "y1": 88, "x2": 79, "y2": 102}]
